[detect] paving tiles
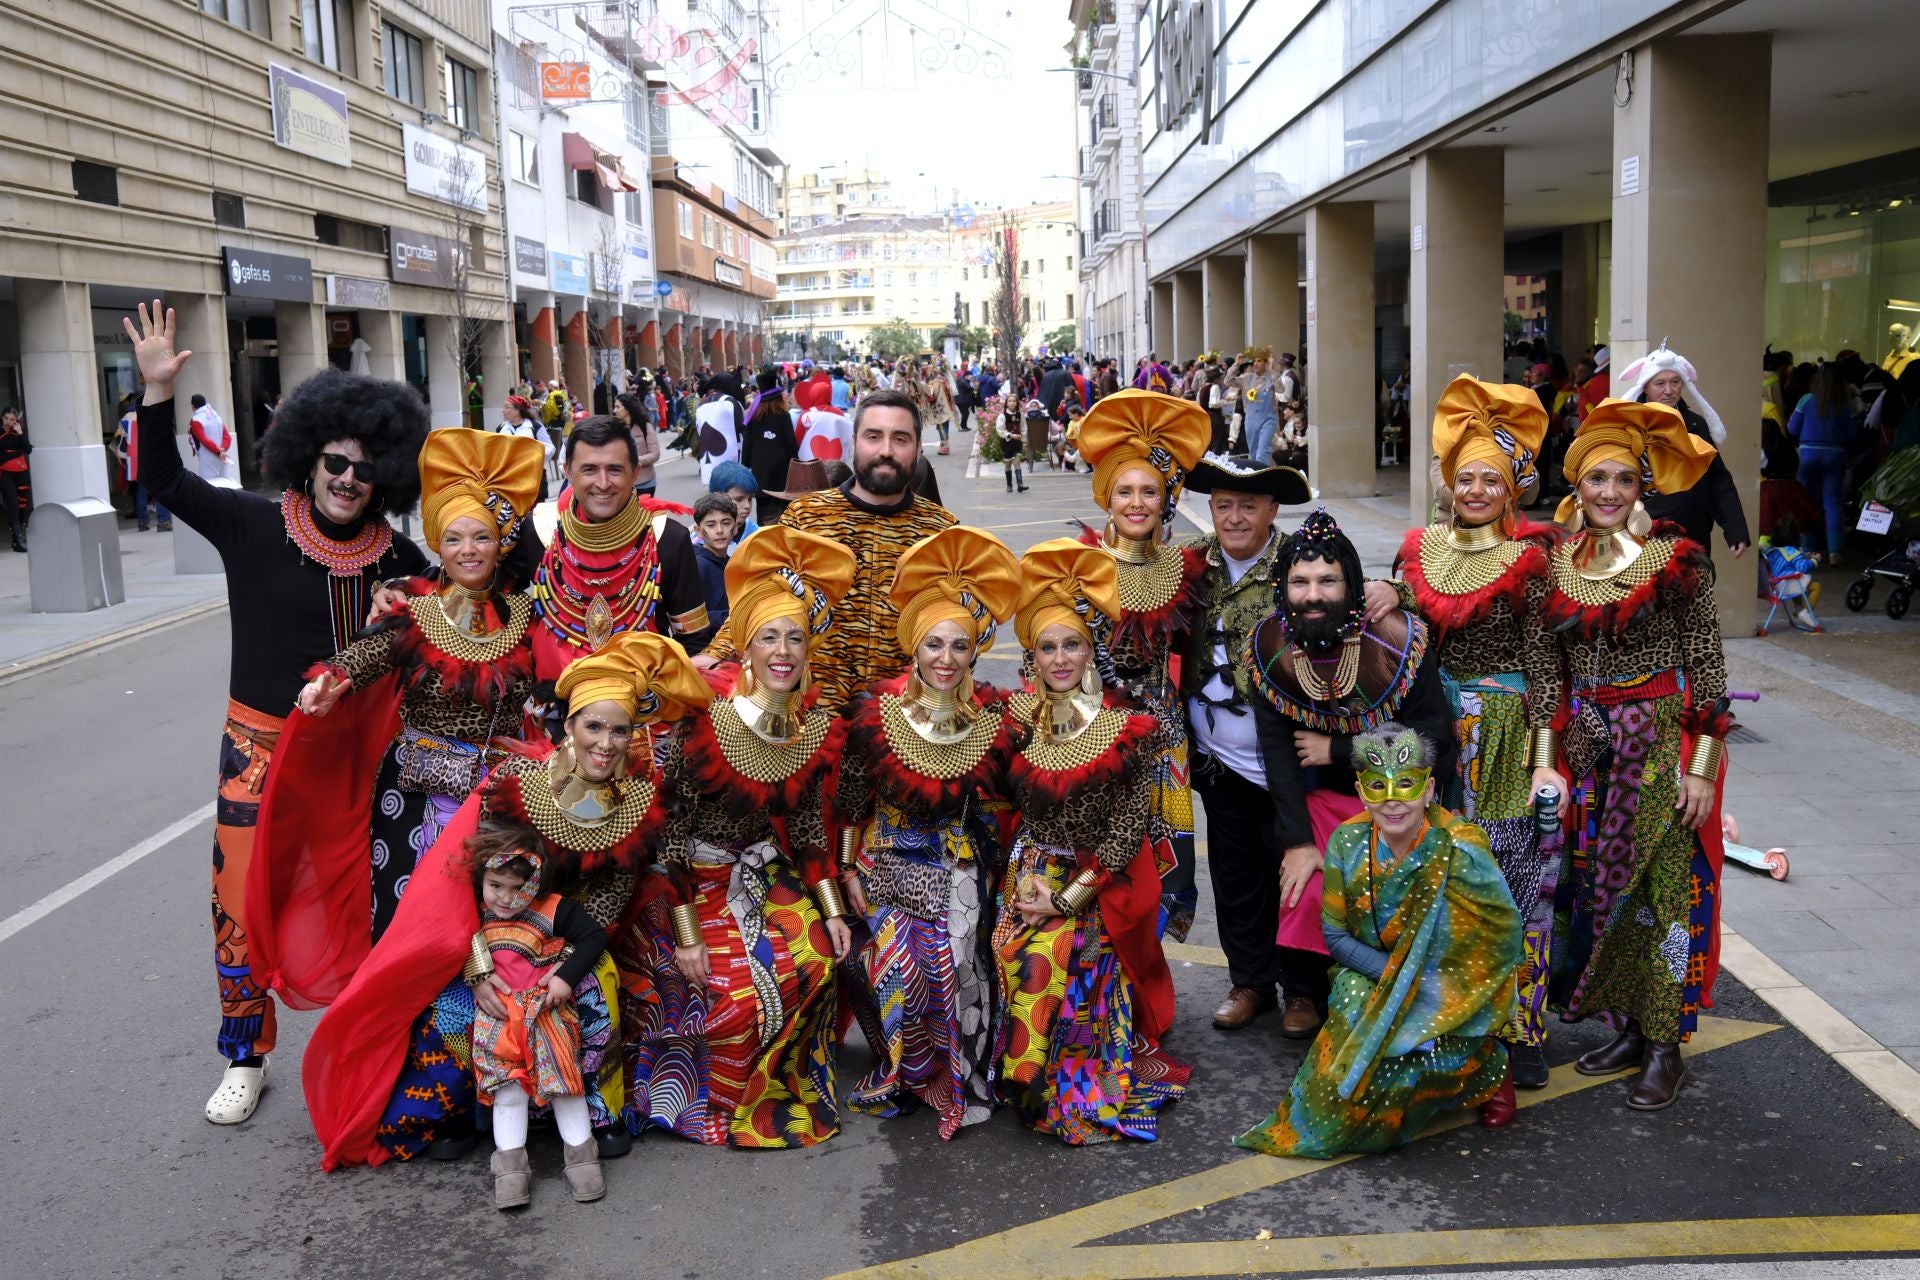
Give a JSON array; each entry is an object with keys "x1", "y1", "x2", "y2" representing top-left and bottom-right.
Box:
[{"x1": 1722, "y1": 908, "x2": 1857, "y2": 955}]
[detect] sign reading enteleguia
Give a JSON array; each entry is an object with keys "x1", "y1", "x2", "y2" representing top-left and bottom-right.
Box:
[{"x1": 269, "y1": 63, "x2": 350, "y2": 168}]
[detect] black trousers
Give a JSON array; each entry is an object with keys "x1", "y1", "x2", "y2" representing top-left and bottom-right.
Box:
[
  {"x1": 0, "y1": 470, "x2": 23, "y2": 542},
  {"x1": 1193, "y1": 749, "x2": 1331, "y2": 1008}
]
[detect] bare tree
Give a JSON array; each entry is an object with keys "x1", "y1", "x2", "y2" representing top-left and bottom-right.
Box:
[
  {"x1": 589, "y1": 218, "x2": 628, "y2": 398},
  {"x1": 434, "y1": 150, "x2": 503, "y2": 424}
]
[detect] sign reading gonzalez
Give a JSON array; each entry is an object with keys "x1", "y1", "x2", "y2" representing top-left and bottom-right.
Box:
[
  {"x1": 540, "y1": 61, "x2": 592, "y2": 100},
  {"x1": 403, "y1": 123, "x2": 489, "y2": 213},
  {"x1": 222, "y1": 246, "x2": 314, "y2": 303},
  {"x1": 269, "y1": 63, "x2": 350, "y2": 167},
  {"x1": 388, "y1": 226, "x2": 465, "y2": 290}
]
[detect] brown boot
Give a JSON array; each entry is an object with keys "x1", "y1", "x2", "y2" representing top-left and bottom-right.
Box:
[
  {"x1": 1211, "y1": 986, "x2": 1275, "y2": 1030},
  {"x1": 1626, "y1": 1043, "x2": 1687, "y2": 1110},
  {"x1": 1280, "y1": 996, "x2": 1324, "y2": 1040},
  {"x1": 1574, "y1": 1021, "x2": 1647, "y2": 1076},
  {"x1": 562, "y1": 1139, "x2": 605, "y2": 1203},
  {"x1": 492, "y1": 1147, "x2": 531, "y2": 1210}
]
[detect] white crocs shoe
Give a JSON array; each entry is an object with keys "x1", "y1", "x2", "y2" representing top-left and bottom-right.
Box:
[{"x1": 205, "y1": 1056, "x2": 269, "y2": 1125}]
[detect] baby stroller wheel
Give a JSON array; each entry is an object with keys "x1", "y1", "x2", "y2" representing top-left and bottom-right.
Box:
[
  {"x1": 1888, "y1": 587, "x2": 1912, "y2": 620},
  {"x1": 1844, "y1": 579, "x2": 1871, "y2": 612}
]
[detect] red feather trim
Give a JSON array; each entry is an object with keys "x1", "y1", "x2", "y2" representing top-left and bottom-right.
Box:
[
  {"x1": 1543, "y1": 533, "x2": 1712, "y2": 641},
  {"x1": 845, "y1": 676, "x2": 1014, "y2": 813},
  {"x1": 674, "y1": 689, "x2": 844, "y2": 817},
  {"x1": 1007, "y1": 708, "x2": 1158, "y2": 809},
  {"x1": 637, "y1": 494, "x2": 695, "y2": 518},
  {"x1": 481, "y1": 753, "x2": 666, "y2": 883},
  {"x1": 387, "y1": 615, "x2": 534, "y2": 707},
  {"x1": 1073, "y1": 528, "x2": 1205, "y2": 644},
  {"x1": 1681, "y1": 703, "x2": 1735, "y2": 739},
  {"x1": 1397, "y1": 526, "x2": 1549, "y2": 640}
]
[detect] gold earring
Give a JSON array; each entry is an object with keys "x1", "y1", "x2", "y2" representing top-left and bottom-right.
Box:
[
  {"x1": 737, "y1": 660, "x2": 758, "y2": 697},
  {"x1": 1566, "y1": 504, "x2": 1586, "y2": 535},
  {"x1": 1626, "y1": 500, "x2": 1652, "y2": 538},
  {"x1": 1080, "y1": 664, "x2": 1099, "y2": 697}
]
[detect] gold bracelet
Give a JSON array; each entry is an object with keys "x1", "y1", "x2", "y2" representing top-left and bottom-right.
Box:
[
  {"x1": 669, "y1": 903, "x2": 702, "y2": 950},
  {"x1": 1685, "y1": 735, "x2": 1725, "y2": 780},
  {"x1": 838, "y1": 827, "x2": 859, "y2": 870},
  {"x1": 1527, "y1": 726, "x2": 1561, "y2": 772},
  {"x1": 1051, "y1": 868, "x2": 1100, "y2": 917},
  {"x1": 462, "y1": 934, "x2": 494, "y2": 988},
  {"x1": 812, "y1": 877, "x2": 849, "y2": 920}
]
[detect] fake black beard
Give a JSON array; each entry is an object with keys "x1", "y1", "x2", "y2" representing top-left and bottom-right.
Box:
[{"x1": 1285, "y1": 605, "x2": 1353, "y2": 655}]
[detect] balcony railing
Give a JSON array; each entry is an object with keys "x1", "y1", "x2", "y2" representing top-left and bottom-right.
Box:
[
  {"x1": 1093, "y1": 198, "x2": 1119, "y2": 242},
  {"x1": 1078, "y1": 145, "x2": 1094, "y2": 176}
]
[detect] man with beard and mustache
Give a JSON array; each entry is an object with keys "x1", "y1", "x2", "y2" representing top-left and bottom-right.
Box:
[
  {"x1": 695, "y1": 387, "x2": 955, "y2": 707},
  {"x1": 124, "y1": 301, "x2": 430, "y2": 1127},
  {"x1": 1245, "y1": 509, "x2": 1456, "y2": 1038}
]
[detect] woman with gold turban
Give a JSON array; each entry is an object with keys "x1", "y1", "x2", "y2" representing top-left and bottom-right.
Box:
[
  {"x1": 1542, "y1": 398, "x2": 1731, "y2": 1113},
  {"x1": 252, "y1": 427, "x2": 547, "y2": 1026},
  {"x1": 620, "y1": 527, "x2": 858, "y2": 1148},
  {"x1": 1366, "y1": 374, "x2": 1563, "y2": 1106},
  {"x1": 1073, "y1": 388, "x2": 1213, "y2": 940},
  {"x1": 992, "y1": 539, "x2": 1191, "y2": 1144},
  {"x1": 302, "y1": 630, "x2": 708, "y2": 1169},
  {"x1": 832, "y1": 525, "x2": 1021, "y2": 1140}
]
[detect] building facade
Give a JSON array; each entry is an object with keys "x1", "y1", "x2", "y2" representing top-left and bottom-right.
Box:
[{"x1": 1068, "y1": 0, "x2": 1148, "y2": 368}]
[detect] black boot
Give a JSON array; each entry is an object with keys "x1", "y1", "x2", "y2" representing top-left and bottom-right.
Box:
[
  {"x1": 594, "y1": 1124, "x2": 633, "y2": 1159},
  {"x1": 1575, "y1": 1020, "x2": 1647, "y2": 1076},
  {"x1": 1016, "y1": 470, "x2": 1028, "y2": 493},
  {"x1": 427, "y1": 1121, "x2": 480, "y2": 1162},
  {"x1": 1509, "y1": 1041, "x2": 1550, "y2": 1089},
  {"x1": 1005, "y1": 472, "x2": 1013, "y2": 492},
  {"x1": 1626, "y1": 1043, "x2": 1687, "y2": 1110}
]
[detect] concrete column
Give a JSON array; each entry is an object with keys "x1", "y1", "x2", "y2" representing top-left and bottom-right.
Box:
[
  {"x1": 1557, "y1": 225, "x2": 1597, "y2": 361},
  {"x1": 360, "y1": 307, "x2": 405, "y2": 383},
  {"x1": 423, "y1": 314, "x2": 465, "y2": 430},
  {"x1": 1202, "y1": 254, "x2": 1246, "y2": 357},
  {"x1": 529, "y1": 305, "x2": 559, "y2": 384},
  {"x1": 1410, "y1": 147, "x2": 1505, "y2": 520},
  {"x1": 561, "y1": 309, "x2": 591, "y2": 407},
  {"x1": 275, "y1": 301, "x2": 328, "y2": 393},
  {"x1": 1171, "y1": 269, "x2": 1203, "y2": 364},
  {"x1": 18, "y1": 279, "x2": 121, "y2": 610},
  {"x1": 167, "y1": 293, "x2": 239, "y2": 575},
  {"x1": 1305, "y1": 202, "x2": 1376, "y2": 498},
  {"x1": 478, "y1": 318, "x2": 516, "y2": 421},
  {"x1": 1611, "y1": 33, "x2": 1771, "y2": 635},
  {"x1": 1245, "y1": 233, "x2": 1299, "y2": 355},
  {"x1": 1149, "y1": 278, "x2": 1174, "y2": 362},
  {"x1": 638, "y1": 319, "x2": 660, "y2": 370},
  {"x1": 663, "y1": 322, "x2": 684, "y2": 380}
]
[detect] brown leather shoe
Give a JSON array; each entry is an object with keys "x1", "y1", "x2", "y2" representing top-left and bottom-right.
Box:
[
  {"x1": 1211, "y1": 986, "x2": 1275, "y2": 1030},
  {"x1": 1626, "y1": 1043, "x2": 1687, "y2": 1110},
  {"x1": 1574, "y1": 1022, "x2": 1647, "y2": 1076},
  {"x1": 1280, "y1": 996, "x2": 1323, "y2": 1039}
]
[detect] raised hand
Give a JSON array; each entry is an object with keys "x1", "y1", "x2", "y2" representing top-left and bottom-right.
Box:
[{"x1": 121, "y1": 299, "x2": 192, "y2": 403}]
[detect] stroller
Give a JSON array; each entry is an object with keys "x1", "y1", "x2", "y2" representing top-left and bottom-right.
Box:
[
  {"x1": 1843, "y1": 445, "x2": 1920, "y2": 620},
  {"x1": 1757, "y1": 542, "x2": 1821, "y2": 635}
]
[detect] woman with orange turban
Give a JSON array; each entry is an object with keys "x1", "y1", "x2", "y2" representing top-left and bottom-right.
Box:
[
  {"x1": 621, "y1": 527, "x2": 858, "y2": 1148},
  {"x1": 1073, "y1": 388, "x2": 1213, "y2": 940},
  {"x1": 251, "y1": 427, "x2": 546, "y2": 1026},
  {"x1": 993, "y1": 539, "x2": 1191, "y2": 1143},
  {"x1": 832, "y1": 525, "x2": 1022, "y2": 1139},
  {"x1": 301, "y1": 630, "x2": 709, "y2": 1169},
  {"x1": 1369, "y1": 374, "x2": 1564, "y2": 1113},
  {"x1": 1543, "y1": 399, "x2": 1731, "y2": 1113}
]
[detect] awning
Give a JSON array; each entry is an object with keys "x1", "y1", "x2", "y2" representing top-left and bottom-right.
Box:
[{"x1": 562, "y1": 132, "x2": 639, "y2": 192}]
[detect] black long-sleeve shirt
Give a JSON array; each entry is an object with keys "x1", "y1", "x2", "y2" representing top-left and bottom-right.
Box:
[
  {"x1": 136, "y1": 399, "x2": 427, "y2": 717},
  {"x1": 1642, "y1": 402, "x2": 1751, "y2": 551}
]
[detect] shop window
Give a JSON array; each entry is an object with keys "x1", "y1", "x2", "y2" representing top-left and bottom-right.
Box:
[
  {"x1": 212, "y1": 191, "x2": 246, "y2": 228},
  {"x1": 72, "y1": 160, "x2": 118, "y2": 206},
  {"x1": 442, "y1": 56, "x2": 479, "y2": 132},
  {"x1": 301, "y1": 0, "x2": 355, "y2": 76},
  {"x1": 382, "y1": 21, "x2": 425, "y2": 107}
]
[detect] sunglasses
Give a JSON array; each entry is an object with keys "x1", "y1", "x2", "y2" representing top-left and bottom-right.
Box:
[{"x1": 321, "y1": 453, "x2": 376, "y2": 484}]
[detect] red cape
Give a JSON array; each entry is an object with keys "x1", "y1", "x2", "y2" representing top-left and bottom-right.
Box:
[
  {"x1": 1107, "y1": 835, "x2": 1177, "y2": 1047},
  {"x1": 245, "y1": 674, "x2": 402, "y2": 1010},
  {"x1": 304, "y1": 792, "x2": 483, "y2": 1170}
]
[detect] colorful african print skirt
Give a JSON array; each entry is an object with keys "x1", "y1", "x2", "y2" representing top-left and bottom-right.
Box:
[
  {"x1": 992, "y1": 834, "x2": 1190, "y2": 1145},
  {"x1": 624, "y1": 839, "x2": 840, "y2": 1148},
  {"x1": 366, "y1": 738, "x2": 469, "y2": 943},
  {"x1": 1149, "y1": 733, "x2": 1199, "y2": 943}
]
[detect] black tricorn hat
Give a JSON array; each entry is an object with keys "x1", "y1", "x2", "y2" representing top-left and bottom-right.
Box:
[{"x1": 1184, "y1": 453, "x2": 1313, "y2": 504}]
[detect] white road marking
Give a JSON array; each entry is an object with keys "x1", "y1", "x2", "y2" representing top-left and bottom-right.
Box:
[{"x1": 0, "y1": 802, "x2": 214, "y2": 945}]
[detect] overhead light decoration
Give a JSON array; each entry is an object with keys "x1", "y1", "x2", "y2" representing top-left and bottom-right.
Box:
[{"x1": 765, "y1": 0, "x2": 1010, "y2": 91}]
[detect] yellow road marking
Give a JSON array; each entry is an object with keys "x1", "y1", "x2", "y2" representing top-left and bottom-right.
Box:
[
  {"x1": 1164, "y1": 940, "x2": 1229, "y2": 968},
  {"x1": 828, "y1": 1015, "x2": 1781, "y2": 1280}
]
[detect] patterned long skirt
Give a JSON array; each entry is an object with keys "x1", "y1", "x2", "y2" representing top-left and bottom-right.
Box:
[
  {"x1": 1551, "y1": 676, "x2": 1716, "y2": 1044},
  {"x1": 1234, "y1": 966, "x2": 1506, "y2": 1158},
  {"x1": 366, "y1": 737, "x2": 469, "y2": 942},
  {"x1": 372, "y1": 953, "x2": 622, "y2": 1161},
  {"x1": 623, "y1": 840, "x2": 840, "y2": 1148},
  {"x1": 1148, "y1": 727, "x2": 1199, "y2": 943},
  {"x1": 992, "y1": 835, "x2": 1190, "y2": 1145},
  {"x1": 846, "y1": 806, "x2": 997, "y2": 1140},
  {"x1": 1447, "y1": 673, "x2": 1557, "y2": 1048}
]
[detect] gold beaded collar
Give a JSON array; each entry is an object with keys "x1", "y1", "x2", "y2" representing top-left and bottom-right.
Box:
[
  {"x1": 515, "y1": 759, "x2": 657, "y2": 852},
  {"x1": 1113, "y1": 542, "x2": 1186, "y2": 613},
  {"x1": 1549, "y1": 536, "x2": 1676, "y2": 605},
  {"x1": 880, "y1": 693, "x2": 1000, "y2": 780},
  {"x1": 711, "y1": 695, "x2": 831, "y2": 783},
  {"x1": 561, "y1": 496, "x2": 648, "y2": 554},
  {"x1": 1021, "y1": 703, "x2": 1128, "y2": 771},
  {"x1": 1415, "y1": 524, "x2": 1529, "y2": 597},
  {"x1": 410, "y1": 593, "x2": 533, "y2": 662}
]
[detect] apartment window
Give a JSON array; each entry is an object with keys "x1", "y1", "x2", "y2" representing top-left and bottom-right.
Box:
[
  {"x1": 382, "y1": 22, "x2": 425, "y2": 106},
  {"x1": 881, "y1": 271, "x2": 892, "y2": 287},
  {"x1": 212, "y1": 191, "x2": 246, "y2": 228},
  {"x1": 315, "y1": 212, "x2": 387, "y2": 254},
  {"x1": 749, "y1": 86, "x2": 763, "y2": 131},
  {"x1": 1022, "y1": 298, "x2": 1031, "y2": 322},
  {"x1": 881, "y1": 244, "x2": 893, "y2": 261},
  {"x1": 723, "y1": 225, "x2": 735, "y2": 255},
  {"x1": 1038, "y1": 300, "x2": 1047, "y2": 321},
  {"x1": 906, "y1": 271, "x2": 917, "y2": 286},
  {"x1": 508, "y1": 131, "x2": 537, "y2": 185},
  {"x1": 961, "y1": 267, "x2": 968, "y2": 281},
  {"x1": 442, "y1": 56, "x2": 479, "y2": 131},
  {"x1": 1066, "y1": 295, "x2": 1074, "y2": 319},
  {"x1": 624, "y1": 191, "x2": 646, "y2": 225},
  {"x1": 701, "y1": 213, "x2": 715, "y2": 248},
  {"x1": 1066, "y1": 255, "x2": 1074, "y2": 272},
  {"x1": 301, "y1": 0, "x2": 355, "y2": 75},
  {"x1": 1020, "y1": 259, "x2": 1029, "y2": 276},
  {"x1": 73, "y1": 160, "x2": 119, "y2": 205},
  {"x1": 572, "y1": 167, "x2": 599, "y2": 205},
  {"x1": 679, "y1": 201, "x2": 694, "y2": 239},
  {"x1": 202, "y1": 0, "x2": 265, "y2": 35}
]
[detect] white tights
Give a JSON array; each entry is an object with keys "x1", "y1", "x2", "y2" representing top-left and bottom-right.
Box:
[{"x1": 490, "y1": 1084, "x2": 592, "y2": 1150}]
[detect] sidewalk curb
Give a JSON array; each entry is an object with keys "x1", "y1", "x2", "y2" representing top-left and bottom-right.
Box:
[{"x1": 0, "y1": 598, "x2": 228, "y2": 687}]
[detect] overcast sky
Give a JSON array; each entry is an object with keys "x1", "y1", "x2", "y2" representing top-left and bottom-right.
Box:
[{"x1": 760, "y1": 0, "x2": 1080, "y2": 213}]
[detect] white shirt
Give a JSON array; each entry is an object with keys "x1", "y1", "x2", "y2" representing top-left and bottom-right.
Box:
[
  {"x1": 190, "y1": 405, "x2": 229, "y2": 480},
  {"x1": 1188, "y1": 539, "x2": 1270, "y2": 789}
]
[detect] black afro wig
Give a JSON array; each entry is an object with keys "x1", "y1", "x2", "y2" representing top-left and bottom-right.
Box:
[{"x1": 261, "y1": 368, "x2": 430, "y2": 513}]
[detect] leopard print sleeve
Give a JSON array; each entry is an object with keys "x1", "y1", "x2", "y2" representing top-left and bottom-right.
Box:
[
  {"x1": 1679, "y1": 558, "x2": 1729, "y2": 713},
  {"x1": 325, "y1": 622, "x2": 399, "y2": 690},
  {"x1": 1521, "y1": 573, "x2": 1561, "y2": 730},
  {"x1": 789, "y1": 777, "x2": 832, "y2": 885},
  {"x1": 575, "y1": 869, "x2": 636, "y2": 930},
  {"x1": 1093, "y1": 772, "x2": 1154, "y2": 874}
]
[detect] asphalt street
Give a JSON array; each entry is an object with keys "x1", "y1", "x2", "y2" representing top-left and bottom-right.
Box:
[{"x1": 6, "y1": 439, "x2": 1919, "y2": 1280}]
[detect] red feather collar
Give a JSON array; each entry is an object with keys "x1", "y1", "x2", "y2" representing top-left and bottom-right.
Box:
[
  {"x1": 1007, "y1": 699, "x2": 1158, "y2": 810},
  {"x1": 482, "y1": 747, "x2": 666, "y2": 884},
  {"x1": 846, "y1": 674, "x2": 1014, "y2": 813},
  {"x1": 674, "y1": 688, "x2": 845, "y2": 817},
  {"x1": 1076, "y1": 527, "x2": 1205, "y2": 643},
  {"x1": 1542, "y1": 524, "x2": 1711, "y2": 642},
  {"x1": 1397, "y1": 522, "x2": 1553, "y2": 639}
]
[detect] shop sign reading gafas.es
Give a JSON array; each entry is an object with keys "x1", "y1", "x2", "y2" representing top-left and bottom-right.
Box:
[{"x1": 1155, "y1": 0, "x2": 1212, "y2": 135}]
